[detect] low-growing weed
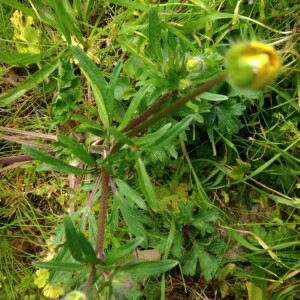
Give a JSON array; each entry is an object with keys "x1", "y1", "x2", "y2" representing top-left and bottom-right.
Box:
[{"x1": 0, "y1": 1, "x2": 299, "y2": 299}]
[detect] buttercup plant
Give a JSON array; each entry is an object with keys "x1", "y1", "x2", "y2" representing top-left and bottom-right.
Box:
[
  {"x1": 5, "y1": 39, "x2": 281, "y2": 298},
  {"x1": 52, "y1": 41, "x2": 281, "y2": 297},
  {"x1": 1, "y1": 2, "x2": 292, "y2": 298}
]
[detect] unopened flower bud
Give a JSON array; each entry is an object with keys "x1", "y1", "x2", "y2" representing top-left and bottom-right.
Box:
[
  {"x1": 226, "y1": 42, "x2": 280, "y2": 90},
  {"x1": 179, "y1": 78, "x2": 192, "y2": 90},
  {"x1": 187, "y1": 56, "x2": 204, "y2": 73},
  {"x1": 64, "y1": 291, "x2": 87, "y2": 300},
  {"x1": 112, "y1": 272, "x2": 135, "y2": 292}
]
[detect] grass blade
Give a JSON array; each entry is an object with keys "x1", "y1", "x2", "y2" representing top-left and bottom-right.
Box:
[
  {"x1": 54, "y1": 0, "x2": 83, "y2": 44},
  {"x1": 0, "y1": 58, "x2": 59, "y2": 106},
  {"x1": 0, "y1": 49, "x2": 55, "y2": 66},
  {"x1": 0, "y1": 0, "x2": 34, "y2": 16}
]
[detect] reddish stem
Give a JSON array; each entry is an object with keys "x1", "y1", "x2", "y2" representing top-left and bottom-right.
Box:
[
  {"x1": 121, "y1": 90, "x2": 177, "y2": 133},
  {"x1": 95, "y1": 167, "x2": 110, "y2": 259}
]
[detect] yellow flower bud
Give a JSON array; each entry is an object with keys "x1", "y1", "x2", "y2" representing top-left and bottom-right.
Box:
[
  {"x1": 187, "y1": 56, "x2": 204, "y2": 73},
  {"x1": 226, "y1": 42, "x2": 281, "y2": 90},
  {"x1": 179, "y1": 78, "x2": 192, "y2": 90},
  {"x1": 64, "y1": 290, "x2": 87, "y2": 300}
]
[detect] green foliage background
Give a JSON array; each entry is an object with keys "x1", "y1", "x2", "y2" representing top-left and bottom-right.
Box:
[{"x1": 0, "y1": 0, "x2": 299, "y2": 299}]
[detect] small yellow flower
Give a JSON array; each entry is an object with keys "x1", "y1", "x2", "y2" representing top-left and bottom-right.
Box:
[
  {"x1": 34, "y1": 269, "x2": 49, "y2": 288},
  {"x1": 43, "y1": 283, "x2": 65, "y2": 299},
  {"x1": 226, "y1": 42, "x2": 281, "y2": 89},
  {"x1": 10, "y1": 10, "x2": 41, "y2": 54}
]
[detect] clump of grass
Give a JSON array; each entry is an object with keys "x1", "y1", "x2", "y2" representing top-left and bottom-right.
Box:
[{"x1": 0, "y1": 165, "x2": 66, "y2": 299}]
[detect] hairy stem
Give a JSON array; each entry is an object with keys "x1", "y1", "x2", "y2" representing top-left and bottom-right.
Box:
[
  {"x1": 121, "y1": 90, "x2": 177, "y2": 133},
  {"x1": 82, "y1": 265, "x2": 97, "y2": 293},
  {"x1": 95, "y1": 166, "x2": 110, "y2": 259},
  {"x1": 126, "y1": 73, "x2": 227, "y2": 137},
  {"x1": 0, "y1": 152, "x2": 55, "y2": 165}
]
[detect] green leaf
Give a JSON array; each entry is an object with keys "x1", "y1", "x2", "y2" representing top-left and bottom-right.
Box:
[
  {"x1": 137, "y1": 123, "x2": 171, "y2": 146},
  {"x1": 107, "y1": 127, "x2": 134, "y2": 146},
  {"x1": 228, "y1": 159, "x2": 251, "y2": 180},
  {"x1": 58, "y1": 134, "x2": 96, "y2": 166},
  {"x1": 198, "y1": 247, "x2": 221, "y2": 281},
  {"x1": 215, "y1": 100, "x2": 246, "y2": 134},
  {"x1": 0, "y1": 0, "x2": 34, "y2": 16},
  {"x1": 198, "y1": 92, "x2": 228, "y2": 101},
  {"x1": 109, "y1": 0, "x2": 146, "y2": 10},
  {"x1": 88, "y1": 212, "x2": 98, "y2": 249},
  {"x1": 226, "y1": 228, "x2": 261, "y2": 251},
  {"x1": 120, "y1": 260, "x2": 178, "y2": 276},
  {"x1": 34, "y1": 261, "x2": 84, "y2": 272},
  {"x1": 182, "y1": 246, "x2": 197, "y2": 276},
  {"x1": 191, "y1": 207, "x2": 219, "y2": 235},
  {"x1": 76, "y1": 232, "x2": 101, "y2": 265},
  {"x1": 0, "y1": 58, "x2": 59, "y2": 106},
  {"x1": 246, "y1": 282, "x2": 263, "y2": 300},
  {"x1": 70, "y1": 46, "x2": 109, "y2": 127},
  {"x1": 115, "y1": 178, "x2": 147, "y2": 210},
  {"x1": 104, "y1": 237, "x2": 144, "y2": 265},
  {"x1": 0, "y1": 49, "x2": 55, "y2": 66},
  {"x1": 149, "y1": 5, "x2": 162, "y2": 61},
  {"x1": 107, "y1": 61, "x2": 123, "y2": 122},
  {"x1": 23, "y1": 145, "x2": 90, "y2": 175},
  {"x1": 116, "y1": 195, "x2": 147, "y2": 239},
  {"x1": 182, "y1": 244, "x2": 221, "y2": 281},
  {"x1": 63, "y1": 217, "x2": 84, "y2": 262},
  {"x1": 141, "y1": 116, "x2": 192, "y2": 151},
  {"x1": 135, "y1": 157, "x2": 158, "y2": 212},
  {"x1": 72, "y1": 115, "x2": 107, "y2": 138},
  {"x1": 119, "y1": 85, "x2": 152, "y2": 130},
  {"x1": 53, "y1": 0, "x2": 83, "y2": 44}
]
